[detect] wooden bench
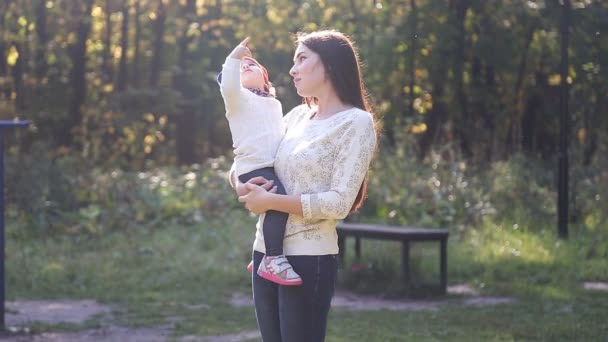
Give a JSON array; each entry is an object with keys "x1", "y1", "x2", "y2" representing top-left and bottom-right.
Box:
[{"x1": 336, "y1": 222, "x2": 449, "y2": 294}]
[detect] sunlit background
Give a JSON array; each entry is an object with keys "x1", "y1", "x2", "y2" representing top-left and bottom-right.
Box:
[{"x1": 0, "y1": 0, "x2": 607, "y2": 340}]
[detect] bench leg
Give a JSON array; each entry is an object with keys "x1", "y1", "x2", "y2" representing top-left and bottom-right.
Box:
[
  {"x1": 338, "y1": 235, "x2": 345, "y2": 266},
  {"x1": 355, "y1": 237, "x2": 361, "y2": 260},
  {"x1": 402, "y1": 240, "x2": 410, "y2": 285},
  {"x1": 440, "y1": 238, "x2": 447, "y2": 294}
]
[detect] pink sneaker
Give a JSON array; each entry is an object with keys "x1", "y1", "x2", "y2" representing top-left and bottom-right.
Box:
[
  {"x1": 257, "y1": 255, "x2": 303, "y2": 286},
  {"x1": 247, "y1": 260, "x2": 253, "y2": 273}
]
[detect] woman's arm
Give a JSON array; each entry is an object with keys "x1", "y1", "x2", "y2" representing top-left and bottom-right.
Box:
[
  {"x1": 299, "y1": 115, "x2": 376, "y2": 220},
  {"x1": 239, "y1": 112, "x2": 376, "y2": 218},
  {"x1": 238, "y1": 184, "x2": 302, "y2": 215}
]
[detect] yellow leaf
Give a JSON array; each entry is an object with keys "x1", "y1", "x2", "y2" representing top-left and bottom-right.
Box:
[
  {"x1": 103, "y1": 84, "x2": 114, "y2": 93},
  {"x1": 411, "y1": 123, "x2": 427, "y2": 134},
  {"x1": 18, "y1": 16, "x2": 28, "y2": 27},
  {"x1": 577, "y1": 128, "x2": 586, "y2": 144},
  {"x1": 548, "y1": 74, "x2": 561, "y2": 86},
  {"x1": 7, "y1": 46, "x2": 19, "y2": 66},
  {"x1": 144, "y1": 113, "x2": 155, "y2": 123},
  {"x1": 267, "y1": 8, "x2": 283, "y2": 24},
  {"x1": 92, "y1": 6, "x2": 103, "y2": 18}
]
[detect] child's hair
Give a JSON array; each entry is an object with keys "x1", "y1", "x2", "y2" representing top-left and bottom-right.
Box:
[{"x1": 243, "y1": 57, "x2": 274, "y2": 95}]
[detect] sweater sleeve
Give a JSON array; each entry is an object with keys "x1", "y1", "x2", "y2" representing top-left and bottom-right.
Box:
[
  {"x1": 300, "y1": 113, "x2": 376, "y2": 220},
  {"x1": 219, "y1": 57, "x2": 243, "y2": 111}
]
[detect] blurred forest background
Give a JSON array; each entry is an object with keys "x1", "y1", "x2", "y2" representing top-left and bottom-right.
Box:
[
  {"x1": 0, "y1": 0, "x2": 606, "y2": 236},
  {"x1": 1, "y1": 1, "x2": 608, "y2": 339}
]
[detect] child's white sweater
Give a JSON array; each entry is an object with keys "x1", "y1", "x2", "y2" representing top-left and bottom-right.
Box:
[{"x1": 219, "y1": 57, "x2": 284, "y2": 177}]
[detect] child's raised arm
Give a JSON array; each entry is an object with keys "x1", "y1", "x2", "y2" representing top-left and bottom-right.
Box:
[{"x1": 219, "y1": 38, "x2": 252, "y2": 103}]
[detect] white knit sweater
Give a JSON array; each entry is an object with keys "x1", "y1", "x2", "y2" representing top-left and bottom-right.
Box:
[
  {"x1": 253, "y1": 104, "x2": 377, "y2": 256},
  {"x1": 219, "y1": 57, "x2": 284, "y2": 177}
]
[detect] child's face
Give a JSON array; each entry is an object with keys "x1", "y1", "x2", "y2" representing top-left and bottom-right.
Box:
[{"x1": 240, "y1": 60, "x2": 265, "y2": 90}]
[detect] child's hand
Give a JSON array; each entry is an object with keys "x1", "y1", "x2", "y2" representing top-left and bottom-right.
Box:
[
  {"x1": 228, "y1": 37, "x2": 252, "y2": 60},
  {"x1": 238, "y1": 182, "x2": 278, "y2": 214}
]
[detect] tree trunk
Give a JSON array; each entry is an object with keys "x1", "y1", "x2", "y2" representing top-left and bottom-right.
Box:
[
  {"x1": 418, "y1": 3, "x2": 451, "y2": 161},
  {"x1": 408, "y1": 0, "x2": 417, "y2": 118},
  {"x1": 61, "y1": 0, "x2": 94, "y2": 147},
  {"x1": 35, "y1": 0, "x2": 48, "y2": 82},
  {"x1": 11, "y1": 42, "x2": 25, "y2": 111},
  {"x1": 510, "y1": 23, "x2": 536, "y2": 154},
  {"x1": 116, "y1": 0, "x2": 129, "y2": 92},
  {"x1": 132, "y1": 0, "x2": 141, "y2": 87},
  {"x1": 557, "y1": 0, "x2": 571, "y2": 236},
  {"x1": 149, "y1": 0, "x2": 165, "y2": 87},
  {"x1": 102, "y1": 0, "x2": 113, "y2": 83},
  {"x1": 418, "y1": 79, "x2": 447, "y2": 161},
  {"x1": 450, "y1": 0, "x2": 472, "y2": 159},
  {"x1": 174, "y1": 0, "x2": 198, "y2": 164},
  {"x1": 583, "y1": 30, "x2": 602, "y2": 166},
  {"x1": 0, "y1": 2, "x2": 9, "y2": 99},
  {"x1": 522, "y1": 70, "x2": 544, "y2": 155}
]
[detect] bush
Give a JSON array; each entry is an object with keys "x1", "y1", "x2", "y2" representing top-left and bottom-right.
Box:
[
  {"x1": 6, "y1": 144, "x2": 238, "y2": 235},
  {"x1": 360, "y1": 147, "x2": 607, "y2": 234}
]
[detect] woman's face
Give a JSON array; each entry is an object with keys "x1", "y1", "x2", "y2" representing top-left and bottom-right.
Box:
[
  {"x1": 240, "y1": 60, "x2": 265, "y2": 90},
  {"x1": 290, "y1": 44, "x2": 327, "y2": 98}
]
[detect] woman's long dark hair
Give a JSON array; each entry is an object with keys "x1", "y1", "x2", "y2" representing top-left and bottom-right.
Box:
[{"x1": 297, "y1": 30, "x2": 378, "y2": 215}]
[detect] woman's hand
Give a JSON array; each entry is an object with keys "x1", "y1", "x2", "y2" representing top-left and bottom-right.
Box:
[
  {"x1": 233, "y1": 175, "x2": 275, "y2": 196},
  {"x1": 238, "y1": 182, "x2": 278, "y2": 214},
  {"x1": 228, "y1": 37, "x2": 252, "y2": 60}
]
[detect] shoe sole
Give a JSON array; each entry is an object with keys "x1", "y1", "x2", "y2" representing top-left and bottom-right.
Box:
[{"x1": 258, "y1": 270, "x2": 303, "y2": 286}]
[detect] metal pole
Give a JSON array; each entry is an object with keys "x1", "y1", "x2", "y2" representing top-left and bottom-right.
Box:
[
  {"x1": 558, "y1": 0, "x2": 571, "y2": 239},
  {"x1": 0, "y1": 121, "x2": 29, "y2": 329},
  {"x1": 0, "y1": 129, "x2": 4, "y2": 328}
]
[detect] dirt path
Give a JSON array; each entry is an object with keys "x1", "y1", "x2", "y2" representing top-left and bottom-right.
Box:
[{"x1": 2, "y1": 284, "x2": 521, "y2": 342}]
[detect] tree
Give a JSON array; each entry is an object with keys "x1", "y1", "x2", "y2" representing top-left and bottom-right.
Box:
[
  {"x1": 149, "y1": 0, "x2": 165, "y2": 88},
  {"x1": 61, "y1": 0, "x2": 94, "y2": 147},
  {"x1": 116, "y1": 0, "x2": 130, "y2": 91},
  {"x1": 173, "y1": 0, "x2": 199, "y2": 164},
  {"x1": 558, "y1": 0, "x2": 571, "y2": 239}
]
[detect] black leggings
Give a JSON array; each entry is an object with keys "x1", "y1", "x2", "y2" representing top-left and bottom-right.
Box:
[
  {"x1": 252, "y1": 251, "x2": 338, "y2": 341},
  {"x1": 239, "y1": 167, "x2": 287, "y2": 256}
]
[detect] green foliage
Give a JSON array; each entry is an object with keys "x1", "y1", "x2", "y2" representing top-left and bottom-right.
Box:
[
  {"x1": 6, "y1": 144, "x2": 237, "y2": 236},
  {"x1": 1, "y1": 1, "x2": 606, "y2": 167},
  {"x1": 358, "y1": 144, "x2": 607, "y2": 234}
]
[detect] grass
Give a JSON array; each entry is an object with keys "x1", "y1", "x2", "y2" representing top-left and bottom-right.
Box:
[{"x1": 7, "y1": 207, "x2": 608, "y2": 341}]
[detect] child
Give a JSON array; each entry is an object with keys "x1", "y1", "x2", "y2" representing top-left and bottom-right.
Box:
[{"x1": 218, "y1": 38, "x2": 302, "y2": 286}]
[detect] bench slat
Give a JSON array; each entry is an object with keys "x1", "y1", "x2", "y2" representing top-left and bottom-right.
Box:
[{"x1": 337, "y1": 223, "x2": 448, "y2": 241}]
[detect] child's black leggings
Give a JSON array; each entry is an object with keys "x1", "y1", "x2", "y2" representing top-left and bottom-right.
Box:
[{"x1": 238, "y1": 167, "x2": 288, "y2": 256}]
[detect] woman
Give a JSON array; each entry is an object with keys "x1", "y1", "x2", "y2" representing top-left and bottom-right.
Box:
[{"x1": 231, "y1": 30, "x2": 378, "y2": 342}]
